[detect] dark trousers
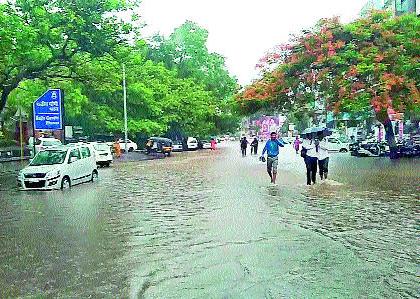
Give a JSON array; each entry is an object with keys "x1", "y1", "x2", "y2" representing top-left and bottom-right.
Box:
[
  {"x1": 241, "y1": 148, "x2": 247, "y2": 156},
  {"x1": 251, "y1": 146, "x2": 258, "y2": 155},
  {"x1": 305, "y1": 156, "x2": 318, "y2": 185},
  {"x1": 318, "y1": 158, "x2": 329, "y2": 179}
]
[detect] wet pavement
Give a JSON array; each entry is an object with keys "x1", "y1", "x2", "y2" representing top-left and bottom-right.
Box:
[{"x1": 0, "y1": 143, "x2": 418, "y2": 298}]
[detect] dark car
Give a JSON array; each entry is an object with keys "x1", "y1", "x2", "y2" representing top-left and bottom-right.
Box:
[{"x1": 146, "y1": 137, "x2": 173, "y2": 156}]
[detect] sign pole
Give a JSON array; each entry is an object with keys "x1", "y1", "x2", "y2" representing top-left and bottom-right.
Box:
[
  {"x1": 61, "y1": 89, "x2": 65, "y2": 145},
  {"x1": 123, "y1": 64, "x2": 128, "y2": 153},
  {"x1": 31, "y1": 103, "x2": 36, "y2": 158}
]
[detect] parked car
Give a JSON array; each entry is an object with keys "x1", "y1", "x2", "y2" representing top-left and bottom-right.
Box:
[
  {"x1": 199, "y1": 140, "x2": 212, "y2": 149},
  {"x1": 172, "y1": 140, "x2": 184, "y2": 152},
  {"x1": 28, "y1": 137, "x2": 62, "y2": 155},
  {"x1": 324, "y1": 136, "x2": 349, "y2": 152},
  {"x1": 90, "y1": 134, "x2": 115, "y2": 146},
  {"x1": 118, "y1": 139, "x2": 138, "y2": 152},
  {"x1": 91, "y1": 142, "x2": 113, "y2": 167},
  {"x1": 187, "y1": 137, "x2": 198, "y2": 150},
  {"x1": 351, "y1": 141, "x2": 389, "y2": 157},
  {"x1": 17, "y1": 144, "x2": 98, "y2": 190},
  {"x1": 146, "y1": 137, "x2": 173, "y2": 156}
]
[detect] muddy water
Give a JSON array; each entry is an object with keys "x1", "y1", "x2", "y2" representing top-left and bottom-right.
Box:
[{"x1": 0, "y1": 144, "x2": 418, "y2": 298}]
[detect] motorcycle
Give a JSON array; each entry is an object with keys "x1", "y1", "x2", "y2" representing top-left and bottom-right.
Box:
[
  {"x1": 397, "y1": 141, "x2": 420, "y2": 158},
  {"x1": 351, "y1": 141, "x2": 389, "y2": 157}
]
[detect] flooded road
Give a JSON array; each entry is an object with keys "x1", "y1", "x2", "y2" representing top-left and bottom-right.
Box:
[{"x1": 0, "y1": 143, "x2": 418, "y2": 298}]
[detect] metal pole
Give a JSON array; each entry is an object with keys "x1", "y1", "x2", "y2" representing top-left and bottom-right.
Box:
[
  {"x1": 61, "y1": 89, "x2": 65, "y2": 145},
  {"x1": 19, "y1": 107, "x2": 24, "y2": 161},
  {"x1": 32, "y1": 103, "x2": 36, "y2": 158},
  {"x1": 123, "y1": 64, "x2": 128, "y2": 153}
]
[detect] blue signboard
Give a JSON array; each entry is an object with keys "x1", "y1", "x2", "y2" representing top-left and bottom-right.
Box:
[{"x1": 33, "y1": 89, "x2": 63, "y2": 130}]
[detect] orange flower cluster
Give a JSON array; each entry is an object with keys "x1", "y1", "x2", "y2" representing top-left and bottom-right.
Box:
[{"x1": 382, "y1": 73, "x2": 405, "y2": 91}]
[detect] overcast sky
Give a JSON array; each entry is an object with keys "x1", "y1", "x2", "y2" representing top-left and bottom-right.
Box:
[{"x1": 139, "y1": 0, "x2": 368, "y2": 85}]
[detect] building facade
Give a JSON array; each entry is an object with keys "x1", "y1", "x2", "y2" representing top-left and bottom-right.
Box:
[
  {"x1": 383, "y1": 0, "x2": 418, "y2": 15},
  {"x1": 361, "y1": 0, "x2": 419, "y2": 16}
]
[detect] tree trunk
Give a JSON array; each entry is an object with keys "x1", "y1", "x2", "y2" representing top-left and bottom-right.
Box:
[
  {"x1": 0, "y1": 89, "x2": 9, "y2": 114},
  {"x1": 377, "y1": 110, "x2": 398, "y2": 159}
]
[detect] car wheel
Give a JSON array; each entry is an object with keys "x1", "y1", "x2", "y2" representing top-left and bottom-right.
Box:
[
  {"x1": 129, "y1": 147, "x2": 134, "y2": 152},
  {"x1": 339, "y1": 148, "x2": 348, "y2": 153},
  {"x1": 91, "y1": 170, "x2": 99, "y2": 182},
  {"x1": 61, "y1": 176, "x2": 71, "y2": 190},
  {"x1": 106, "y1": 162, "x2": 110, "y2": 167}
]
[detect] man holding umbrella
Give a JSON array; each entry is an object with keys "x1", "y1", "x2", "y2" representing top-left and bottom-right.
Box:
[
  {"x1": 301, "y1": 127, "x2": 332, "y2": 185},
  {"x1": 317, "y1": 128, "x2": 331, "y2": 180},
  {"x1": 301, "y1": 129, "x2": 318, "y2": 185}
]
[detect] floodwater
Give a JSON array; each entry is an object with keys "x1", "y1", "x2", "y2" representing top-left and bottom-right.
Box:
[{"x1": 0, "y1": 143, "x2": 418, "y2": 298}]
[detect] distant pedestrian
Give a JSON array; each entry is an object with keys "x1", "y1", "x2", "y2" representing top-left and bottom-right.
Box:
[
  {"x1": 210, "y1": 138, "x2": 217, "y2": 151},
  {"x1": 260, "y1": 132, "x2": 285, "y2": 184},
  {"x1": 250, "y1": 137, "x2": 259, "y2": 155},
  {"x1": 318, "y1": 136, "x2": 329, "y2": 180},
  {"x1": 240, "y1": 137, "x2": 249, "y2": 157},
  {"x1": 293, "y1": 136, "x2": 302, "y2": 154},
  {"x1": 114, "y1": 140, "x2": 121, "y2": 158},
  {"x1": 301, "y1": 133, "x2": 318, "y2": 185}
]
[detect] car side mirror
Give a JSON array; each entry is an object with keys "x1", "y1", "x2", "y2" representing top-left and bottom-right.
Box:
[{"x1": 69, "y1": 156, "x2": 77, "y2": 164}]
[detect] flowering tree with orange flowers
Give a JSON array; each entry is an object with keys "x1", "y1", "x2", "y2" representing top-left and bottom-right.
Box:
[{"x1": 237, "y1": 12, "x2": 419, "y2": 158}]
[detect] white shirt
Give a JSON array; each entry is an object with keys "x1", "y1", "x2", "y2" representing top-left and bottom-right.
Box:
[
  {"x1": 317, "y1": 139, "x2": 330, "y2": 161},
  {"x1": 302, "y1": 139, "x2": 317, "y2": 158}
]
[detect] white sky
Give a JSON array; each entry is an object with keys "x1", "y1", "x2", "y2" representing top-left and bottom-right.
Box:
[{"x1": 139, "y1": 0, "x2": 368, "y2": 85}]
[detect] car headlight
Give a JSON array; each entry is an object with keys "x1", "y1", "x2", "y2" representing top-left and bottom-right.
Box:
[{"x1": 46, "y1": 170, "x2": 60, "y2": 179}]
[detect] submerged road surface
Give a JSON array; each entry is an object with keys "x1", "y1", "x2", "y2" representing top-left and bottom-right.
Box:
[{"x1": 0, "y1": 143, "x2": 418, "y2": 298}]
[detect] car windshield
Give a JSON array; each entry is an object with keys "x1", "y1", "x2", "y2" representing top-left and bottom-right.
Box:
[
  {"x1": 42, "y1": 140, "x2": 62, "y2": 147},
  {"x1": 30, "y1": 150, "x2": 67, "y2": 166},
  {"x1": 94, "y1": 144, "x2": 109, "y2": 151}
]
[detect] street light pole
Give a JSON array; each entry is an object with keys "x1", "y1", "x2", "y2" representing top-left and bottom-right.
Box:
[
  {"x1": 123, "y1": 63, "x2": 128, "y2": 153},
  {"x1": 19, "y1": 106, "x2": 24, "y2": 161}
]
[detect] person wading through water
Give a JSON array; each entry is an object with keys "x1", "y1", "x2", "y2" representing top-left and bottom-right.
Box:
[
  {"x1": 260, "y1": 132, "x2": 285, "y2": 184},
  {"x1": 317, "y1": 134, "x2": 330, "y2": 180},
  {"x1": 301, "y1": 133, "x2": 319, "y2": 185},
  {"x1": 240, "y1": 137, "x2": 249, "y2": 157},
  {"x1": 250, "y1": 137, "x2": 259, "y2": 155}
]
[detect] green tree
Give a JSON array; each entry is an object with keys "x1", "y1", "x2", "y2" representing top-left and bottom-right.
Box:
[
  {"x1": 238, "y1": 12, "x2": 420, "y2": 158},
  {"x1": 0, "y1": 0, "x2": 135, "y2": 113}
]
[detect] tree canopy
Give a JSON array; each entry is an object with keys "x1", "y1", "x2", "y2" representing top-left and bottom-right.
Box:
[
  {"x1": 237, "y1": 11, "x2": 419, "y2": 149},
  {"x1": 1, "y1": 1, "x2": 239, "y2": 139}
]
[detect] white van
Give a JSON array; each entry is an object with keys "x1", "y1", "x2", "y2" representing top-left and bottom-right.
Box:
[
  {"x1": 187, "y1": 137, "x2": 198, "y2": 150},
  {"x1": 18, "y1": 144, "x2": 98, "y2": 190}
]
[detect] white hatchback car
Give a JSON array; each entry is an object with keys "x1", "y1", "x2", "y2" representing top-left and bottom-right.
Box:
[
  {"x1": 18, "y1": 144, "x2": 98, "y2": 190},
  {"x1": 92, "y1": 142, "x2": 113, "y2": 167},
  {"x1": 118, "y1": 139, "x2": 138, "y2": 152},
  {"x1": 172, "y1": 141, "x2": 184, "y2": 152},
  {"x1": 324, "y1": 137, "x2": 349, "y2": 152}
]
